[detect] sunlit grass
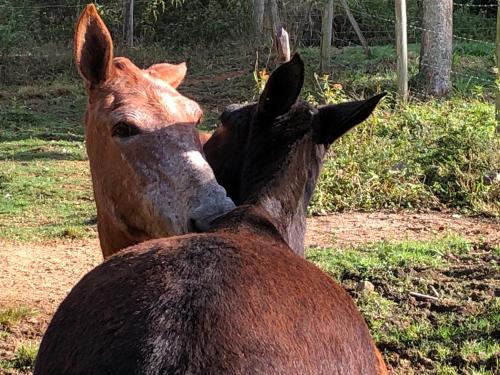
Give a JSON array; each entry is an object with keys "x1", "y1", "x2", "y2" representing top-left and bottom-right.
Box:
[
  {"x1": 0, "y1": 306, "x2": 37, "y2": 330},
  {"x1": 307, "y1": 238, "x2": 499, "y2": 374}
]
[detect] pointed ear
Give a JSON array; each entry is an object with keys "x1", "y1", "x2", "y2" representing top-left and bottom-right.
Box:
[
  {"x1": 258, "y1": 53, "x2": 304, "y2": 119},
  {"x1": 146, "y1": 62, "x2": 187, "y2": 88},
  {"x1": 312, "y1": 93, "x2": 386, "y2": 145},
  {"x1": 74, "y1": 4, "x2": 114, "y2": 86}
]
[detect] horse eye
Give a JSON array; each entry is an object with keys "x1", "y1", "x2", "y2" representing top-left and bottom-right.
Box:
[{"x1": 112, "y1": 122, "x2": 141, "y2": 138}]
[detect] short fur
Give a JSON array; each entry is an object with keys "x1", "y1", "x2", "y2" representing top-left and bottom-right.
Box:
[
  {"x1": 74, "y1": 5, "x2": 235, "y2": 257},
  {"x1": 35, "y1": 215, "x2": 385, "y2": 374},
  {"x1": 35, "y1": 49, "x2": 388, "y2": 374},
  {"x1": 204, "y1": 55, "x2": 384, "y2": 255}
]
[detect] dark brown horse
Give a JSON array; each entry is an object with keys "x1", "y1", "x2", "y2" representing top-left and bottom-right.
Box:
[
  {"x1": 204, "y1": 61, "x2": 384, "y2": 255},
  {"x1": 34, "y1": 52, "x2": 387, "y2": 374}
]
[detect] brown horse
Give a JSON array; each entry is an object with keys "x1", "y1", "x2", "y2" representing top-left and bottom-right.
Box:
[
  {"x1": 74, "y1": 4, "x2": 235, "y2": 258},
  {"x1": 34, "y1": 52, "x2": 387, "y2": 374},
  {"x1": 204, "y1": 65, "x2": 384, "y2": 255}
]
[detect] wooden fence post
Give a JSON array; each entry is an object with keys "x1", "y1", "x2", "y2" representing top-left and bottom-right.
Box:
[
  {"x1": 276, "y1": 28, "x2": 291, "y2": 63},
  {"x1": 395, "y1": 0, "x2": 408, "y2": 102},
  {"x1": 339, "y1": 0, "x2": 370, "y2": 57},
  {"x1": 496, "y1": 0, "x2": 500, "y2": 123},
  {"x1": 320, "y1": 0, "x2": 334, "y2": 73},
  {"x1": 123, "y1": 0, "x2": 134, "y2": 47}
]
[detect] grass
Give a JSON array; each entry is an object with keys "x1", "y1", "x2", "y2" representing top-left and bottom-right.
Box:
[
  {"x1": 0, "y1": 80, "x2": 96, "y2": 242},
  {"x1": 0, "y1": 157, "x2": 95, "y2": 241},
  {"x1": 0, "y1": 41, "x2": 498, "y2": 243},
  {"x1": 300, "y1": 42, "x2": 498, "y2": 215},
  {"x1": 306, "y1": 236, "x2": 500, "y2": 374},
  {"x1": 0, "y1": 307, "x2": 38, "y2": 372},
  {"x1": 309, "y1": 96, "x2": 498, "y2": 214},
  {"x1": 0, "y1": 342, "x2": 38, "y2": 372},
  {"x1": 0, "y1": 307, "x2": 36, "y2": 330},
  {"x1": 307, "y1": 235, "x2": 472, "y2": 280}
]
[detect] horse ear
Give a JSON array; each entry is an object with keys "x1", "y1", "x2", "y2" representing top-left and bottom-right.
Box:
[
  {"x1": 146, "y1": 62, "x2": 187, "y2": 88},
  {"x1": 74, "y1": 4, "x2": 114, "y2": 86},
  {"x1": 258, "y1": 53, "x2": 304, "y2": 119},
  {"x1": 312, "y1": 93, "x2": 386, "y2": 145}
]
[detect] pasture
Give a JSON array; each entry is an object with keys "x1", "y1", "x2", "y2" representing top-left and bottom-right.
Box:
[{"x1": 0, "y1": 41, "x2": 499, "y2": 374}]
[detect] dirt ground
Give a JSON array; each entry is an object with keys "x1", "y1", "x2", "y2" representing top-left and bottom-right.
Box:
[
  {"x1": 305, "y1": 211, "x2": 500, "y2": 248},
  {"x1": 0, "y1": 211, "x2": 499, "y2": 374},
  {"x1": 2, "y1": 211, "x2": 497, "y2": 318}
]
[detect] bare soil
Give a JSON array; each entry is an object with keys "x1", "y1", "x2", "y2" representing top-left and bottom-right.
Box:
[
  {"x1": 0, "y1": 211, "x2": 499, "y2": 374},
  {"x1": 306, "y1": 211, "x2": 499, "y2": 248}
]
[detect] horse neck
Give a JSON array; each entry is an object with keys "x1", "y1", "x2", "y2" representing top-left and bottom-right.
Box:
[
  {"x1": 242, "y1": 135, "x2": 327, "y2": 255},
  {"x1": 208, "y1": 205, "x2": 285, "y2": 244},
  {"x1": 224, "y1": 141, "x2": 323, "y2": 255}
]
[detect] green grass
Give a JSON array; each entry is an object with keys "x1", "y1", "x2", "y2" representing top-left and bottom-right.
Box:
[
  {"x1": 307, "y1": 236, "x2": 472, "y2": 280},
  {"x1": 0, "y1": 307, "x2": 36, "y2": 330},
  {"x1": 0, "y1": 41, "x2": 498, "y2": 242},
  {"x1": 301, "y1": 43, "x2": 498, "y2": 216},
  {"x1": 306, "y1": 237, "x2": 500, "y2": 374},
  {"x1": 0, "y1": 306, "x2": 38, "y2": 370},
  {"x1": 0, "y1": 342, "x2": 38, "y2": 372},
  {"x1": 308, "y1": 96, "x2": 499, "y2": 214},
  {"x1": 0, "y1": 81, "x2": 96, "y2": 242},
  {"x1": 0, "y1": 158, "x2": 95, "y2": 241}
]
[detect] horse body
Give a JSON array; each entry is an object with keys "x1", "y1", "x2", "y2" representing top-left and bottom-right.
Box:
[
  {"x1": 35, "y1": 6, "x2": 388, "y2": 373},
  {"x1": 35, "y1": 207, "x2": 386, "y2": 375}
]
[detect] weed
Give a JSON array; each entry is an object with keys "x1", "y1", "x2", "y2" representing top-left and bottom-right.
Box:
[
  {"x1": 461, "y1": 339, "x2": 500, "y2": 362},
  {"x1": 307, "y1": 236, "x2": 472, "y2": 280},
  {"x1": 356, "y1": 291, "x2": 396, "y2": 341},
  {"x1": 436, "y1": 364, "x2": 459, "y2": 375},
  {"x1": 302, "y1": 43, "x2": 498, "y2": 215},
  {"x1": 58, "y1": 225, "x2": 88, "y2": 239},
  {"x1": 0, "y1": 307, "x2": 36, "y2": 330},
  {"x1": 1, "y1": 342, "x2": 39, "y2": 371}
]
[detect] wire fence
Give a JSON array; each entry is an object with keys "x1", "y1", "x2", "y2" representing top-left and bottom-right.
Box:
[
  {"x1": 274, "y1": 0, "x2": 497, "y2": 101},
  {"x1": 0, "y1": 0, "x2": 497, "y2": 104}
]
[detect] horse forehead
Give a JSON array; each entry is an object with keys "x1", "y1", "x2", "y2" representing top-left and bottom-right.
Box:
[
  {"x1": 113, "y1": 56, "x2": 141, "y2": 75},
  {"x1": 101, "y1": 75, "x2": 201, "y2": 123}
]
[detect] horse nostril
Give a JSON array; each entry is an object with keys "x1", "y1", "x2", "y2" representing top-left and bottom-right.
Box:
[{"x1": 188, "y1": 218, "x2": 202, "y2": 233}]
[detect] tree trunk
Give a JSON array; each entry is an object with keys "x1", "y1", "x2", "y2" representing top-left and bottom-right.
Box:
[
  {"x1": 420, "y1": 0, "x2": 453, "y2": 96},
  {"x1": 269, "y1": 0, "x2": 280, "y2": 34},
  {"x1": 254, "y1": 0, "x2": 265, "y2": 35},
  {"x1": 320, "y1": 0, "x2": 334, "y2": 73},
  {"x1": 123, "y1": 0, "x2": 134, "y2": 47}
]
